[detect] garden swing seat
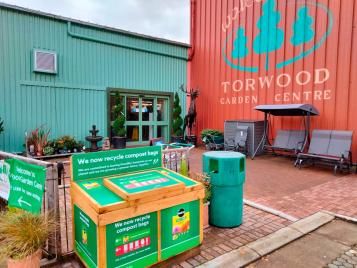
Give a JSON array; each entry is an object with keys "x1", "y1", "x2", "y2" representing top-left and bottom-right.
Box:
[
  {"x1": 265, "y1": 129, "x2": 305, "y2": 154},
  {"x1": 252, "y1": 104, "x2": 319, "y2": 159}
]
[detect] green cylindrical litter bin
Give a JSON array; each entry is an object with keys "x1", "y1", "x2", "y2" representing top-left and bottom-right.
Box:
[{"x1": 203, "y1": 151, "x2": 246, "y2": 228}]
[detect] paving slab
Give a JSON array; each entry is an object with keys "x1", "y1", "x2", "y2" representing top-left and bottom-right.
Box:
[
  {"x1": 246, "y1": 226, "x2": 302, "y2": 256},
  {"x1": 289, "y1": 211, "x2": 334, "y2": 234},
  {"x1": 247, "y1": 233, "x2": 350, "y2": 268},
  {"x1": 198, "y1": 246, "x2": 259, "y2": 268},
  {"x1": 247, "y1": 220, "x2": 357, "y2": 268},
  {"x1": 198, "y1": 211, "x2": 335, "y2": 267},
  {"x1": 315, "y1": 220, "x2": 357, "y2": 247}
]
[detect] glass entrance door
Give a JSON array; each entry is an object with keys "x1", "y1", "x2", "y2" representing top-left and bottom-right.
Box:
[{"x1": 110, "y1": 92, "x2": 170, "y2": 146}]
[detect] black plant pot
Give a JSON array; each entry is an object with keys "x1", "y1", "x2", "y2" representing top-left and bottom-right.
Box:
[
  {"x1": 185, "y1": 135, "x2": 197, "y2": 146},
  {"x1": 112, "y1": 136, "x2": 126, "y2": 149},
  {"x1": 171, "y1": 135, "x2": 185, "y2": 143}
]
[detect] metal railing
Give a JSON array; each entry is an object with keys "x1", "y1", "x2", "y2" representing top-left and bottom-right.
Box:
[
  {"x1": 57, "y1": 160, "x2": 72, "y2": 256},
  {"x1": 162, "y1": 143, "x2": 194, "y2": 172}
]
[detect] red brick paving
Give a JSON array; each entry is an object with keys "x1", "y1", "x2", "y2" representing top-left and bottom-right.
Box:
[
  {"x1": 252, "y1": 175, "x2": 357, "y2": 218},
  {"x1": 55, "y1": 205, "x2": 291, "y2": 268},
  {"x1": 189, "y1": 147, "x2": 357, "y2": 219},
  {"x1": 55, "y1": 147, "x2": 357, "y2": 267}
]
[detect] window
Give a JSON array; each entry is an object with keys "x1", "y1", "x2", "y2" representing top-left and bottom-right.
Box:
[
  {"x1": 33, "y1": 49, "x2": 57, "y2": 74},
  {"x1": 109, "y1": 91, "x2": 171, "y2": 145}
]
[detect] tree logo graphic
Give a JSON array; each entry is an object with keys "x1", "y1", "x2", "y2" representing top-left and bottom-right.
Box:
[
  {"x1": 232, "y1": 27, "x2": 249, "y2": 61},
  {"x1": 222, "y1": 0, "x2": 333, "y2": 73},
  {"x1": 291, "y1": 6, "x2": 315, "y2": 48},
  {"x1": 253, "y1": 0, "x2": 284, "y2": 71}
]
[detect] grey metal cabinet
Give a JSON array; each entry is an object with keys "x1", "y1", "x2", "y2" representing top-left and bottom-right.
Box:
[{"x1": 224, "y1": 120, "x2": 265, "y2": 157}]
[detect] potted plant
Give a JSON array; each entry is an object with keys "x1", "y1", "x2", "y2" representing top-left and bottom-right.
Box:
[
  {"x1": 36, "y1": 126, "x2": 50, "y2": 156},
  {"x1": 191, "y1": 173, "x2": 211, "y2": 229},
  {"x1": 43, "y1": 146, "x2": 54, "y2": 156},
  {"x1": 200, "y1": 129, "x2": 223, "y2": 141},
  {"x1": 172, "y1": 92, "x2": 185, "y2": 143},
  {"x1": 112, "y1": 93, "x2": 126, "y2": 149},
  {"x1": 61, "y1": 135, "x2": 76, "y2": 153},
  {"x1": 54, "y1": 138, "x2": 65, "y2": 154},
  {"x1": 26, "y1": 129, "x2": 38, "y2": 156},
  {"x1": 185, "y1": 135, "x2": 197, "y2": 146},
  {"x1": 26, "y1": 126, "x2": 50, "y2": 156},
  {"x1": 200, "y1": 129, "x2": 224, "y2": 150},
  {"x1": 74, "y1": 140, "x2": 84, "y2": 152},
  {"x1": 46, "y1": 140, "x2": 56, "y2": 154},
  {"x1": 0, "y1": 210, "x2": 55, "y2": 268}
]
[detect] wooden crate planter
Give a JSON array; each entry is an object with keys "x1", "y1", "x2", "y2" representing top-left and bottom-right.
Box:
[{"x1": 70, "y1": 146, "x2": 204, "y2": 268}]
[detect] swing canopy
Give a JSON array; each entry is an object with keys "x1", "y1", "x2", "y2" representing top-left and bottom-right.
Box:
[
  {"x1": 254, "y1": 104, "x2": 319, "y2": 116},
  {"x1": 251, "y1": 104, "x2": 320, "y2": 159}
]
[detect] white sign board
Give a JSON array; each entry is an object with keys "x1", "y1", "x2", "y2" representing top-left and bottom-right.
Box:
[{"x1": 0, "y1": 160, "x2": 10, "y2": 200}]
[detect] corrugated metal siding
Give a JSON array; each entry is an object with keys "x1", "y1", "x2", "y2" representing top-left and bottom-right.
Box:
[
  {"x1": 0, "y1": 7, "x2": 188, "y2": 152},
  {"x1": 190, "y1": 0, "x2": 357, "y2": 159}
]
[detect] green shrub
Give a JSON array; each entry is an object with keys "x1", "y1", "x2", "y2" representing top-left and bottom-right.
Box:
[
  {"x1": 75, "y1": 140, "x2": 84, "y2": 150},
  {"x1": 47, "y1": 136, "x2": 83, "y2": 152},
  {"x1": 54, "y1": 139, "x2": 64, "y2": 150},
  {"x1": 43, "y1": 146, "x2": 55, "y2": 156},
  {"x1": 61, "y1": 135, "x2": 76, "y2": 150},
  {"x1": 112, "y1": 93, "x2": 126, "y2": 137},
  {"x1": 172, "y1": 92, "x2": 183, "y2": 136},
  {"x1": 200, "y1": 129, "x2": 223, "y2": 140}
]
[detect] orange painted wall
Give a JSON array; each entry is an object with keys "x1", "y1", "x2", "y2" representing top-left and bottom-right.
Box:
[{"x1": 189, "y1": 0, "x2": 357, "y2": 159}]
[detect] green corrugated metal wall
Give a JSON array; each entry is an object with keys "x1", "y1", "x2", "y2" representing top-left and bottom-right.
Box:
[{"x1": 0, "y1": 5, "x2": 188, "y2": 152}]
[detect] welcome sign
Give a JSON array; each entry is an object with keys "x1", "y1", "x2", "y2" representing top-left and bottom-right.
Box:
[
  {"x1": 6, "y1": 159, "x2": 46, "y2": 214},
  {"x1": 220, "y1": 0, "x2": 334, "y2": 105}
]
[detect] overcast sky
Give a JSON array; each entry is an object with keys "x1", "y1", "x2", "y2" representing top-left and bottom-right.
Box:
[{"x1": 2, "y1": 0, "x2": 190, "y2": 43}]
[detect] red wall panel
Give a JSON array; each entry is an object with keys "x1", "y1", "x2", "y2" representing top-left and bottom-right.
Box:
[{"x1": 190, "y1": 0, "x2": 357, "y2": 159}]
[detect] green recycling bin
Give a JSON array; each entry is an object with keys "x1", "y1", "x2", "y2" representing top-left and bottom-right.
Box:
[{"x1": 203, "y1": 151, "x2": 246, "y2": 227}]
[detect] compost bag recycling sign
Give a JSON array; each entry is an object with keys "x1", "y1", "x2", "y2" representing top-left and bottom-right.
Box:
[
  {"x1": 6, "y1": 158, "x2": 46, "y2": 214},
  {"x1": 72, "y1": 146, "x2": 162, "y2": 181}
]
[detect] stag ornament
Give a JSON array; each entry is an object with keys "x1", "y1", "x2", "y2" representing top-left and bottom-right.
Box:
[{"x1": 180, "y1": 84, "x2": 199, "y2": 137}]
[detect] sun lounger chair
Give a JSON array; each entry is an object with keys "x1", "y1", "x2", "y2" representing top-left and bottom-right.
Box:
[
  {"x1": 296, "y1": 130, "x2": 353, "y2": 174},
  {"x1": 265, "y1": 129, "x2": 305, "y2": 154}
]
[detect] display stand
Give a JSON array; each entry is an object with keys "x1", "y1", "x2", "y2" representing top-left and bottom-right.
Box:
[{"x1": 70, "y1": 146, "x2": 204, "y2": 268}]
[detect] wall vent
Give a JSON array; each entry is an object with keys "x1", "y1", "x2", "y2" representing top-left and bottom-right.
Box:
[{"x1": 33, "y1": 49, "x2": 57, "y2": 74}]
